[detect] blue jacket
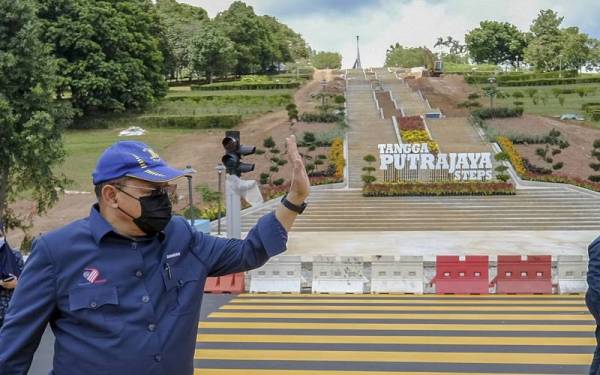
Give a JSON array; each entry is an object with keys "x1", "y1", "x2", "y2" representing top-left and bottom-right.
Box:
[{"x1": 0, "y1": 205, "x2": 287, "y2": 375}]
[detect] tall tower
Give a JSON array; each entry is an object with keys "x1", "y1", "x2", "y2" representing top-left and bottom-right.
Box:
[{"x1": 352, "y1": 35, "x2": 362, "y2": 69}]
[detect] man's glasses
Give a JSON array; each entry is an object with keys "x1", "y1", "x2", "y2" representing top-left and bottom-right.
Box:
[{"x1": 116, "y1": 184, "x2": 178, "y2": 201}]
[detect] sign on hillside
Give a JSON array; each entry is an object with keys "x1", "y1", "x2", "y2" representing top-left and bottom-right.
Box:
[{"x1": 378, "y1": 143, "x2": 493, "y2": 181}]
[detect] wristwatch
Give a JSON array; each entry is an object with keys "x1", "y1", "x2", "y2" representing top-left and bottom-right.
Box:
[{"x1": 281, "y1": 194, "x2": 308, "y2": 214}]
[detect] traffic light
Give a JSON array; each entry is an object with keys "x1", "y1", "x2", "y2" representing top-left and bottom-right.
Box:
[{"x1": 221, "y1": 130, "x2": 256, "y2": 176}]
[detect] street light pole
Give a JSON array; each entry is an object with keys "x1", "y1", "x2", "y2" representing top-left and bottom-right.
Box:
[
  {"x1": 183, "y1": 166, "x2": 197, "y2": 226},
  {"x1": 559, "y1": 55, "x2": 563, "y2": 78},
  {"x1": 215, "y1": 164, "x2": 226, "y2": 235}
]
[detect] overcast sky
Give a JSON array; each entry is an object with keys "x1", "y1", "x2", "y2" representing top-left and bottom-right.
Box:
[{"x1": 179, "y1": 0, "x2": 600, "y2": 68}]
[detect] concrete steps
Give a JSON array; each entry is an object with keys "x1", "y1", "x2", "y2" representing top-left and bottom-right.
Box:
[{"x1": 216, "y1": 186, "x2": 600, "y2": 232}]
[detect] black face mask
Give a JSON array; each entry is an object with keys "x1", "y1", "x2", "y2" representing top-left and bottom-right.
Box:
[{"x1": 117, "y1": 188, "x2": 173, "y2": 236}]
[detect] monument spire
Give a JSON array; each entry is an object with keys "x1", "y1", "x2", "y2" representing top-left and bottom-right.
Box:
[{"x1": 352, "y1": 35, "x2": 362, "y2": 69}]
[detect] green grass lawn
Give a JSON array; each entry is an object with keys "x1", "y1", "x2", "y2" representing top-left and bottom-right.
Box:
[
  {"x1": 472, "y1": 83, "x2": 600, "y2": 123},
  {"x1": 58, "y1": 128, "x2": 198, "y2": 191}
]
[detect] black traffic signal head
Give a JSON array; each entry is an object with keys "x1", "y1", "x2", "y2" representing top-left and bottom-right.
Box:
[{"x1": 221, "y1": 131, "x2": 256, "y2": 176}]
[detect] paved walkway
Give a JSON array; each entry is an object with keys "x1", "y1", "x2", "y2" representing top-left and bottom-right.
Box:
[{"x1": 195, "y1": 293, "x2": 594, "y2": 374}]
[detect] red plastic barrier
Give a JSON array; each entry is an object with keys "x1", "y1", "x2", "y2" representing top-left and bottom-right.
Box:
[
  {"x1": 433, "y1": 256, "x2": 489, "y2": 294},
  {"x1": 493, "y1": 255, "x2": 552, "y2": 294},
  {"x1": 204, "y1": 273, "x2": 245, "y2": 294}
]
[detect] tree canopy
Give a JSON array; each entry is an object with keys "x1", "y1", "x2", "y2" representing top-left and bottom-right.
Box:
[
  {"x1": 0, "y1": 0, "x2": 73, "y2": 231},
  {"x1": 37, "y1": 0, "x2": 167, "y2": 115},
  {"x1": 311, "y1": 51, "x2": 342, "y2": 69},
  {"x1": 384, "y1": 44, "x2": 434, "y2": 69},
  {"x1": 465, "y1": 21, "x2": 528, "y2": 66}
]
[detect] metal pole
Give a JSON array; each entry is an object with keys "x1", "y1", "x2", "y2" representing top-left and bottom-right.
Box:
[
  {"x1": 186, "y1": 165, "x2": 194, "y2": 226},
  {"x1": 217, "y1": 169, "x2": 222, "y2": 235}
]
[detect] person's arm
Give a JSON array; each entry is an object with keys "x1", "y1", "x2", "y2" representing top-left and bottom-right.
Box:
[
  {"x1": 194, "y1": 135, "x2": 310, "y2": 277},
  {"x1": 0, "y1": 238, "x2": 57, "y2": 375},
  {"x1": 273, "y1": 135, "x2": 310, "y2": 232}
]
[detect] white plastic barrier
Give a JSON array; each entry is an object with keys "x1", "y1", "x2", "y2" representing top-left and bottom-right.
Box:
[
  {"x1": 557, "y1": 255, "x2": 588, "y2": 294},
  {"x1": 249, "y1": 255, "x2": 302, "y2": 293},
  {"x1": 371, "y1": 256, "x2": 424, "y2": 293},
  {"x1": 312, "y1": 256, "x2": 365, "y2": 294}
]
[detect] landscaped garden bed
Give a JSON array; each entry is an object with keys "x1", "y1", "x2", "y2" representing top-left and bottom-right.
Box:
[{"x1": 363, "y1": 181, "x2": 516, "y2": 197}]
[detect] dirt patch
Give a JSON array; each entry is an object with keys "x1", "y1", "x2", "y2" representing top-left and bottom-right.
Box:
[
  {"x1": 407, "y1": 75, "x2": 473, "y2": 117},
  {"x1": 487, "y1": 114, "x2": 600, "y2": 181},
  {"x1": 6, "y1": 71, "x2": 340, "y2": 248}
]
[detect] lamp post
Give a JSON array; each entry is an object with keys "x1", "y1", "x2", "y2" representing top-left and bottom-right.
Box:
[
  {"x1": 487, "y1": 76, "x2": 497, "y2": 108},
  {"x1": 320, "y1": 79, "x2": 327, "y2": 107},
  {"x1": 215, "y1": 164, "x2": 226, "y2": 235},
  {"x1": 183, "y1": 166, "x2": 197, "y2": 226},
  {"x1": 559, "y1": 54, "x2": 563, "y2": 78}
]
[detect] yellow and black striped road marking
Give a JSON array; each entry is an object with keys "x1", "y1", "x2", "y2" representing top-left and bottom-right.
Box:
[{"x1": 195, "y1": 293, "x2": 596, "y2": 374}]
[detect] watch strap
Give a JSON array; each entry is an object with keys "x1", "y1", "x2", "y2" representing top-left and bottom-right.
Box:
[{"x1": 281, "y1": 194, "x2": 307, "y2": 214}]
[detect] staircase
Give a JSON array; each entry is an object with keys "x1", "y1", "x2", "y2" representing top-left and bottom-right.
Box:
[
  {"x1": 346, "y1": 69, "x2": 397, "y2": 188},
  {"x1": 225, "y1": 186, "x2": 600, "y2": 232}
]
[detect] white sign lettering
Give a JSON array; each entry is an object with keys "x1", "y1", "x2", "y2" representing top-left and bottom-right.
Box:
[{"x1": 378, "y1": 143, "x2": 493, "y2": 181}]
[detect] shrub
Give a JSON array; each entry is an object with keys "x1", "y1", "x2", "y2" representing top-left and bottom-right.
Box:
[
  {"x1": 512, "y1": 91, "x2": 525, "y2": 99},
  {"x1": 401, "y1": 130, "x2": 440, "y2": 154},
  {"x1": 472, "y1": 107, "x2": 523, "y2": 119},
  {"x1": 513, "y1": 101, "x2": 524, "y2": 107},
  {"x1": 363, "y1": 181, "x2": 516, "y2": 197},
  {"x1": 525, "y1": 88, "x2": 538, "y2": 98},
  {"x1": 497, "y1": 136, "x2": 526, "y2": 175},
  {"x1": 136, "y1": 115, "x2": 241, "y2": 129},
  {"x1": 397, "y1": 116, "x2": 425, "y2": 131},
  {"x1": 191, "y1": 81, "x2": 301, "y2": 91},
  {"x1": 558, "y1": 96, "x2": 565, "y2": 106},
  {"x1": 499, "y1": 76, "x2": 600, "y2": 87},
  {"x1": 468, "y1": 93, "x2": 480, "y2": 100},
  {"x1": 334, "y1": 95, "x2": 346, "y2": 104},
  {"x1": 582, "y1": 102, "x2": 600, "y2": 111},
  {"x1": 329, "y1": 138, "x2": 345, "y2": 178},
  {"x1": 300, "y1": 112, "x2": 341, "y2": 123}
]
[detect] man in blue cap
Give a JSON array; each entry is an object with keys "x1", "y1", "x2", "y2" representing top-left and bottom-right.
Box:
[{"x1": 0, "y1": 135, "x2": 310, "y2": 375}]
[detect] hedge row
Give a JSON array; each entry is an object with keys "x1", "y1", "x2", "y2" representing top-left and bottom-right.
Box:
[
  {"x1": 497, "y1": 136, "x2": 600, "y2": 192},
  {"x1": 582, "y1": 102, "x2": 600, "y2": 110},
  {"x1": 191, "y1": 82, "x2": 301, "y2": 91},
  {"x1": 471, "y1": 107, "x2": 523, "y2": 120},
  {"x1": 363, "y1": 181, "x2": 516, "y2": 197},
  {"x1": 136, "y1": 115, "x2": 241, "y2": 129},
  {"x1": 464, "y1": 71, "x2": 577, "y2": 84},
  {"x1": 166, "y1": 94, "x2": 292, "y2": 103},
  {"x1": 300, "y1": 112, "x2": 341, "y2": 123},
  {"x1": 499, "y1": 76, "x2": 600, "y2": 87}
]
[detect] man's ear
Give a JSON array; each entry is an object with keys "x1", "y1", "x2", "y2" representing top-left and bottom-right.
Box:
[{"x1": 102, "y1": 185, "x2": 119, "y2": 208}]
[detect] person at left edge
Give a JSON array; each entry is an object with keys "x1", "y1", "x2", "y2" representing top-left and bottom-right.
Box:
[
  {"x1": 0, "y1": 222, "x2": 24, "y2": 329},
  {"x1": 0, "y1": 136, "x2": 310, "y2": 375}
]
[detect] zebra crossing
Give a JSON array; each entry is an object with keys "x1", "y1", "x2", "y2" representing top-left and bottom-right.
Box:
[{"x1": 195, "y1": 293, "x2": 596, "y2": 374}]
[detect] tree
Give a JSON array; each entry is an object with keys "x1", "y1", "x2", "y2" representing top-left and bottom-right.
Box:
[
  {"x1": 189, "y1": 22, "x2": 236, "y2": 83},
  {"x1": 384, "y1": 44, "x2": 434, "y2": 69},
  {"x1": 261, "y1": 15, "x2": 309, "y2": 67},
  {"x1": 434, "y1": 35, "x2": 468, "y2": 64},
  {"x1": 465, "y1": 21, "x2": 527, "y2": 66},
  {"x1": 560, "y1": 27, "x2": 591, "y2": 72},
  {"x1": 361, "y1": 154, "x2": 377, "y2": 185},
  {"x1": 155, "y1": 0, "x2": 208, "y2": 81},
  {"x1": 215, "y1": 1, "x2": 274, "y2": 74},
  {"x1": 311, "y1": 51, "x2": 342, "y2": 69},
  {"x1": 524, "y1": 9, "x2": 564, "y2": 71},
  {"x1": 37, "y1": 0, "x2": 167, "y2": 115},
  {"x1": 0, "y1": 0, "x2": 73, "y2": 232}
]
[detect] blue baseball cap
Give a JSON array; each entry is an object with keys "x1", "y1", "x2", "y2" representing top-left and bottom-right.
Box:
[{"x1": 92, "y1": 141, "x2": 186, "y2": 185}]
